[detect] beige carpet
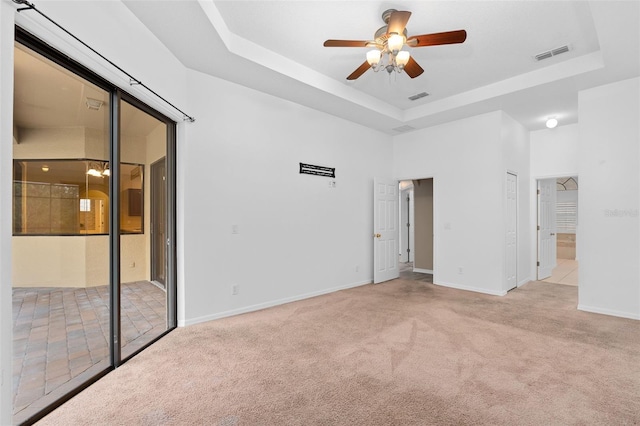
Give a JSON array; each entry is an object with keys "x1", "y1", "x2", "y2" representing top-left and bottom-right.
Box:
[{"x1": 37, "y1": 279, "x2": 640, "y2": 425}]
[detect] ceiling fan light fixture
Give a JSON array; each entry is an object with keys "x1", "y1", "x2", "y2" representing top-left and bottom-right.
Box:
[
  {"x1": 387, "y1": 33, "x2": 404, "y2": 53},
  {"x1": 396, "y1": 50, "x2": 410, "y2": 68},
  {"x1": 367, "y1": 49, "x2": 381, "y2": 66},
  {"x1": 323, "y1": 8, "x2": 466, "y2": 80}
]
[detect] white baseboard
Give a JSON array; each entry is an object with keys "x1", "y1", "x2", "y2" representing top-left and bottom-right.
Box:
[
  {"x1": 434, "y1": 280, "x2": 507, "y2": 297},
  {"x1": 413, "y1": 268, "x2": 433, "y2": 274},
  {"x1": 518, "y1": 278, "x2": 532, "y2": 287},
  {"x1": 577, "y1": 304, "x2": 640, "y2": 320},
  {"x1": 179, "y1": 279, "x2": 373, "y2": 327}
]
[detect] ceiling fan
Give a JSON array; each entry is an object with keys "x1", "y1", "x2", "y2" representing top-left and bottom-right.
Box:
[{"x1": 323, "y1": 9, "x2": 467, "y2": 80}]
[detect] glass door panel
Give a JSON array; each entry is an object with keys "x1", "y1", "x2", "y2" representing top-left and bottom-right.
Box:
[
  {"x1": 12, "y1": 43, "x2": 111, "y2": 424},
  {"x1": 119, "y1": 100, "x2": 168, "y2": 359}
]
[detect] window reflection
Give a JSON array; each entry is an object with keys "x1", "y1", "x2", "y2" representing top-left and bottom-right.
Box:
[
  {"x1": 120, "y1": 163, "x2": 144, "y2": 234},
  {"x1": 12, "y1": 159, "x2": 144, "y2": 235}
]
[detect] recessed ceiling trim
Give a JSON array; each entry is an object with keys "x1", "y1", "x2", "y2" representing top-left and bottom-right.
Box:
[
  {"x1": 197, "y1": 0, "x2": 404, "y2": 121},
  {"x1": 405, "y1": 50, "x2": 603, "y2": 121},
  {"x1": 392, "y1": 125, "x2": 415, "y2": 133}
]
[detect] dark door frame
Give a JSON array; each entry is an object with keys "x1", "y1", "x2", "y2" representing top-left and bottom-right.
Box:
[{"x1": 150, "y1": 157, "x2": 167, "y2": 288}]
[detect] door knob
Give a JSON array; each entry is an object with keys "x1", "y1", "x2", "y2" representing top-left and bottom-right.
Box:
[{"x1": 374, "y1": 233, "x2": 381, "y2": 238}]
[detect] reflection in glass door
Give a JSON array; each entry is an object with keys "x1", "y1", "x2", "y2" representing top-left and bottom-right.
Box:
[
  {"x1": 12, "y1": 29, "x2": 177, "y2": 424},
  {"x1": 119, "y1": 100, "x2": 169, "y2": 360},
  {"x1": 12, "y1": 42, "x2": 111, "y2": 424},
  {"x1": 151, "y1": 158, "x2": 167, "y2": 287}
]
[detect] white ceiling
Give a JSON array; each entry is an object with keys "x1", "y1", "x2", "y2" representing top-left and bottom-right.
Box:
[{"x1": 123, "y1": 1, "x2": 639, "y2": 135}]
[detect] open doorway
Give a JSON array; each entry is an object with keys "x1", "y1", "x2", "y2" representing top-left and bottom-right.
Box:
[
  {"x1": 536, "y1": 176, "x2": 579, "y2": 286},
  {"x1": 398, "y1": 179, "x2": 433, "y2": 275}
]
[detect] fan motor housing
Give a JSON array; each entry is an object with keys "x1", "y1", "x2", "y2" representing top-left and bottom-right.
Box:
[{"x1": 374, "y1": 26, "x2": 408, "y2": 44}]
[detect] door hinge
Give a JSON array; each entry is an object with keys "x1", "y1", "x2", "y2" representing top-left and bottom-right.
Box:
[
  {"x1": 406, "y1": 222, "x2": 410, "y2": 228},
  {"x1": 537, "y1": 189, "x2": 540, "y2": 195},
  {"x1": 407, "y1": 248, "x2": 411, "y2": 253},
  {"x1": 537, "y1": 261, "x2": 540, "y2": 266},
  {"x1": 537, "y1": 225, "x2": 540, "y2": 231}
]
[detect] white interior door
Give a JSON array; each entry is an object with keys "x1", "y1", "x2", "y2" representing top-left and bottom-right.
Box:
[
  {"x1": 373, "y1": 178, "x2": 399, "y2": 283},
  {"x1": 537, "y1": 178, "x2": 557, "y2": 279},
  {"x1": 506, "y1": 173, "x2": 517, "y2": 290}
]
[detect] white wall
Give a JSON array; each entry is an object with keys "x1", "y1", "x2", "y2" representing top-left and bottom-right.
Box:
[
  {"x1": 181, "y1": 69, "x2": 393, "y2": 325},
  {"x1": 501, "y1": 112, "x2": 532, "y2": 288},
  {"x1": 530, "y1": 124, "x2": 579, "y2": 178},
  {"x1": 578, "y1": 77, "x2": 640, "y2": 319},
  {"x1": 393, "y1": 112, "x2": 507, "y2": 295},
  {"x1": 393, "y1": 111, "x2": 530, "y2": 295}
]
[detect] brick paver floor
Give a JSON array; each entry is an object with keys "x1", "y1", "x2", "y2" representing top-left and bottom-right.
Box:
[{"x1": 12, "y1": 281, "x2": 166, "y2": 422}]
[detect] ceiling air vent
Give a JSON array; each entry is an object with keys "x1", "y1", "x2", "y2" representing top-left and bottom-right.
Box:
[
  {"x1": 392, "y1": 125, "x2": 416, "y2": 133},
  {"x1": 534, "y1": 44, "x2": 571, "y2": 61},
  {"x1": 408, "y1": 92, "x2": 429, "y2": 101},
  {"x1": 551, "y1": 45, "x2": 570, "y2": 56}
]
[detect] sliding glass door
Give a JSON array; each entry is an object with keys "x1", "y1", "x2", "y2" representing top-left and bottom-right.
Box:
[
  {"x1": 118, "y1": 99, "x2": 172, "y2": 360},
  {"x1": 12, "y1": 29, "x2": 176, "y2": 424}
]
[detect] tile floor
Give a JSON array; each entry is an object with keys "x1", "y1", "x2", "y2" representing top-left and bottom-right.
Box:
[
  {"x1": 12, "y1": 281, "x2": 166, "y2": 423},
  {"x1": 542, "y1": 259, "x2": 579, "y2": 286}
]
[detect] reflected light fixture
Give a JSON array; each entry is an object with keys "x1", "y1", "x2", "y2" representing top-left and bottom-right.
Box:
[
  {"x1": 41, "y1": 165, "x2": 49, "y2": 172},
  {"x1": 546, "y1": 117, "x2": 558, "y2": 129},
  {"x1": 85, "y1": 97, "x2": 104, "y2": 111},
  {"x1": 87, "y1": 161, "x2": 110, "y2": 177}
]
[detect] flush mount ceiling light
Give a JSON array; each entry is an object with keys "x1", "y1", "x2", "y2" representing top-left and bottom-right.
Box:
[
  {"x1": 87, "y1": 161, "x2": 110, "y2": 177},
  {"x1": 85, "y1": 97, "x2": 104, "y2": 111},
  {"x1": 323, "y1": 9, "x2": 467, "y2": 80},
  {"x1": 546, "y1": 117, "x2": 559, "y2": 129}
]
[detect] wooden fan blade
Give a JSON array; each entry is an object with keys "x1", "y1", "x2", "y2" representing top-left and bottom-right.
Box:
[
  {"x1": 324, "y1": 40, "x2": 371, "y2": 47},
  {"x1": 406, "y1": 30, "x2": 467, "y2": 47},
  {"x1": 404, "y1": 57, "x2": 424, "y2": 78},
  {"x1": 347, "y1": 61, "x2": 372, "y2": 80},
  {"x1": 387, "y1": 10, "x2": 411, "y2": 35}
]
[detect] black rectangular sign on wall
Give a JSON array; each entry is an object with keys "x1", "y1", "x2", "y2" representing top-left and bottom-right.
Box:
[{"x1": 299, "y1": 163, "x2": 335, "y2": 178}]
